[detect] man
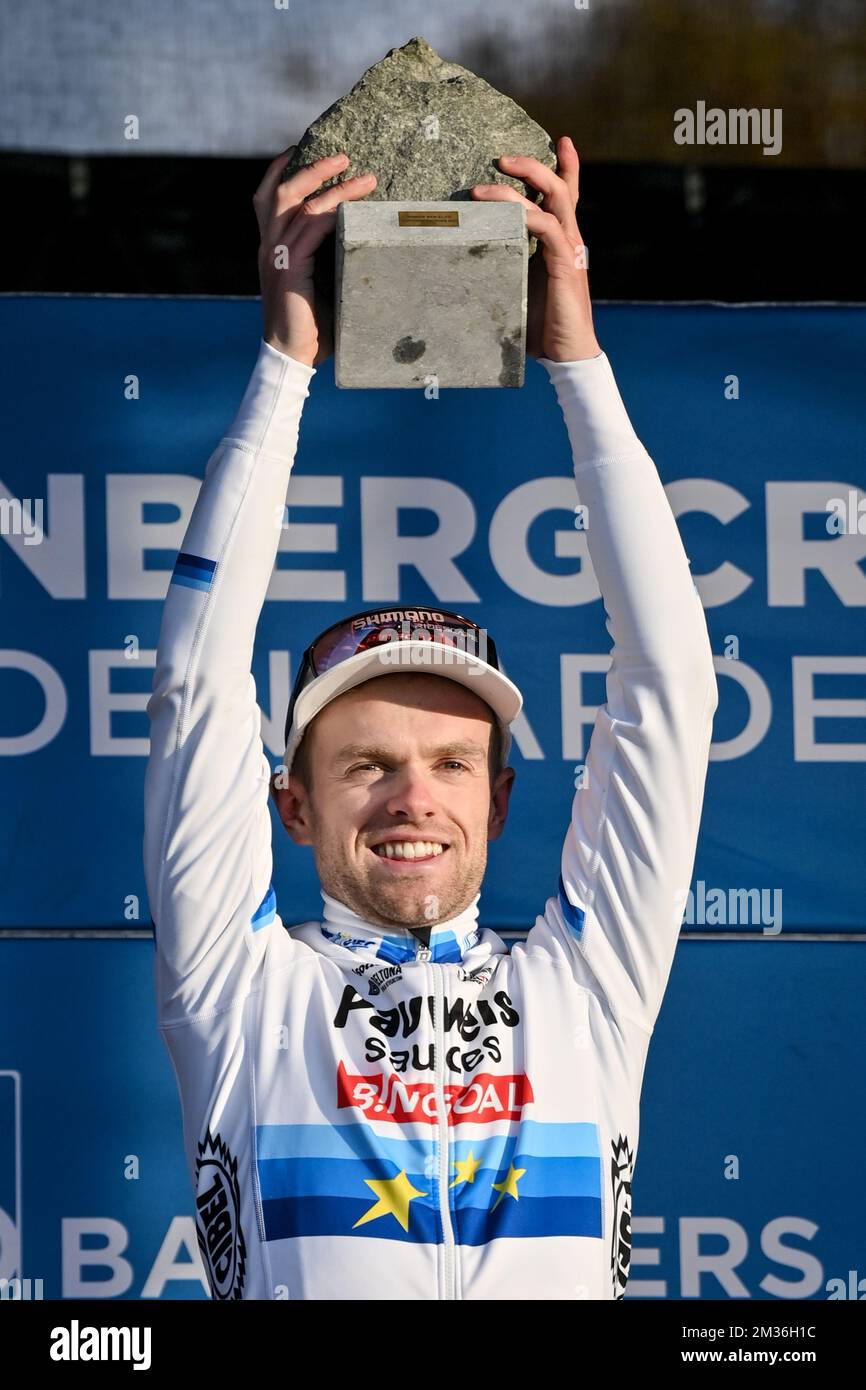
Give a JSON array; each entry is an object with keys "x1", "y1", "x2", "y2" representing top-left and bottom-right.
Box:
[{"x1": 144, "y1": 137, "x2": 718, "y2": 1300}]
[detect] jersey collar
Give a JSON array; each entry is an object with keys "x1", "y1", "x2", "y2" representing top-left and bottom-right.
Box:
[{"x1": 319, "y1": 888, "x2": 482, "y2": 965}]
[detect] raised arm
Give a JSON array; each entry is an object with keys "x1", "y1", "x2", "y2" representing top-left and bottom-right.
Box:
[
  {"x1": 144, "y1": 150, "x2": 377, "y2": 1025},
  {"x1": 474, "y1": 139, "x2": 717, "y2": 1034},
  {"x1": 533, "y1": 353, "x2": 717, "y2": 1033}
]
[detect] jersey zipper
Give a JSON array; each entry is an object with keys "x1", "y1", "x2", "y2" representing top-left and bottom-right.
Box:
[{"x1": 419, "y1": 946, "x2": 457, "y2": 1300}]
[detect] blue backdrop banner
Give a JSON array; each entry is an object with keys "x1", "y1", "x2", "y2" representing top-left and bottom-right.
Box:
[
  {"x1": 0, "y1": 297, "x2": 864, "y2": 1301},
  {"x1": 1, "y1": 297, "x2": 864, "y2": 935}
]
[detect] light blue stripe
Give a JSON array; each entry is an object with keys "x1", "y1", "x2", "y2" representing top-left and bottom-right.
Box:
[
  {"x1": 251, "y1": 884, "x2": 276, "y2": 931},
  {"x1": 256, "y1": 1123, "x2": 432, "y2": 1166},
  {"x1": 448, "y1": 1123, "x2": 600, "y2": 1169},
  {"x1": 486, "y1": 1119, "x2": 600, "y2": 1158},
  {"x1": 255, "y1": 1120, "x2": 599, "y2": 1164},
  {"x1": 171, "y1": 572, "x2": 212, "y2": 592}
]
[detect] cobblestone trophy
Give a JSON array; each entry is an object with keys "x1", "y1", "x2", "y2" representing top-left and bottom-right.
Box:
[{"x1": 282, "y1": 37, "x2": 556, "y2": 388}]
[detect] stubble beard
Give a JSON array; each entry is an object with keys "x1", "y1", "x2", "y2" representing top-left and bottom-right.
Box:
[{"x1": 314, "y1": 829, "x2": 488, "y2": 930}]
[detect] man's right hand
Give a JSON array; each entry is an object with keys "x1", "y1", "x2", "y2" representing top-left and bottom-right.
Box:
[{"x1": 253, "y1": 149, "x2": 377, "y2": 368}]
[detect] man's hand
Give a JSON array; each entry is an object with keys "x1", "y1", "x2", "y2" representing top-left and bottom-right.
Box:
[
  {"x1": 470, "y1": 135, "x2": 600, "y2": 363},
  {"x1": 253, "y1": 148, "x2": 377, "y2": 368}
]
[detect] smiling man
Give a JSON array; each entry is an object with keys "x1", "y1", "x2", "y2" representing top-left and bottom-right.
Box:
[
  {"x1": 276, "y1": 649, "x2": 518, "y2": 943},
  {"x1": 144, "y1": 137, "x2": 718, "y2": 1301}
]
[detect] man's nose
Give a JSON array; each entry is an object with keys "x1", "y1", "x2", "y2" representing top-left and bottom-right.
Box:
[{"x1": 384, "y1": 765, "x2": 438, "y2": 818}]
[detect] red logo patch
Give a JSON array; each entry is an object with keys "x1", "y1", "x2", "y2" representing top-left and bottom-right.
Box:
[{"x1": 337, "y1": 1061, "x2": 534, "y2": 1124}]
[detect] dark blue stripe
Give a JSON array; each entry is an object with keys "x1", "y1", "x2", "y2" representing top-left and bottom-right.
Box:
[
  {"x1": 455, "y1": 1194, "x2": 603, "y2": 1244},
  {"x1": 453, "y1": 1155, "x2": 601, "y2": 1207},
  {"x1": 260, "y1": 1193, "x2": 602, "y2": 1244},
  {"x1": 261, "y1": 1195, "x2": 443, "y2": 1244},
  {"x1": 258, "y1": 1156, "x2": 431, "y2": 1202},
  {"x1": 558, "y1": 873, "x2": 586, "y2": 940},
  {"x1": 177, "y1": 551, "x2": 216, "y2": 573}
]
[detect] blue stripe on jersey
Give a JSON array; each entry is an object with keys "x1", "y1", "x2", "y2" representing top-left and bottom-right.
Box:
[
  {"x1": 258, "y1": 1191, "x2": 601, "y2": 1244},
  {"x1": 558, "y1": 873, "x2": 586, "y2": 940},
  {"x1": 256, "y1": 1121, "x2": 600, "y2": 1164},
  {"x1": 251, "y1": 884, "x2": 276, "y2": 932},
  {"x1": 261, "y1": 1194, "x2": 442, "y2": 1244},
  {"x1": 374, "y1": 929, "x2": 463, "y2": 965},
  {"x1": 254, "y1": 1120, "x2": 603, "y2": 1244},
  {"x1": 455, "y1": 1195, "x2": 602, "y2": 1243},
  {"x1": 258, "y1": 1155, "x2": 430, "y2": 1202},
  {"x1": 322, "y1": 926, "x2": 471, "y2": 964},
  {"x1": 257, "y1": 1122, "x2": 432, "y2": 1166},
  {"x1": 257, "y1": 1153, "x2": 601, "y2": 1204},
  {"x1": 429, "y1": 929, "x2": 469, "y2": 963},
  {"x1": 171, "y1": 551, "x2": 217, "y2": 592},
  {"x1": 372, "y1": 934, "x2": 418, "y2": 965}
]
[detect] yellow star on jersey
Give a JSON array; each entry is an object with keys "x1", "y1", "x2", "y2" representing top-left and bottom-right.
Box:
[
  {"x1": 353, "y1": 1170, "x2": 428, "y2": 1233},
  {"x1": 491, "y1": 1162, "x2": 526, "y2": 1211},
  {"x1": 450, "y1": 1150, "x2": 482, "y2": 1188}
]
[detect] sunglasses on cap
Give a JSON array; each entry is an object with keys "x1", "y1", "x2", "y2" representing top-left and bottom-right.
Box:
[{"x1": 284, "y1": 607, "x2": 501, "y2": 745}]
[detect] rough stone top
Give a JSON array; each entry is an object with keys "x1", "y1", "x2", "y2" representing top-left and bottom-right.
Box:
[{"x1": 282, "y1": 36, "x2": 555, "y2": 206}]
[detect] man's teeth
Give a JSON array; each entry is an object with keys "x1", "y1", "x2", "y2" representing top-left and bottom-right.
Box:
[{"x1": 373, "y1": 842, "x2": 445, "y2": 859}]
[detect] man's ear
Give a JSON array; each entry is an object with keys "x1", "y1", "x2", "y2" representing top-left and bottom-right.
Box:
[
  {"x1": 488, "y1": 766, "x2": 515, "y2": 842},
  {"x1": 269, "y1": 769, "x2": 314, "y2": 846}
]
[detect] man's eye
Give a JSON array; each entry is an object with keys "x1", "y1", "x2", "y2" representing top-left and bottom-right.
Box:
[{"x1": 348, "y1": 761, "x2": 467, "y2": 774}]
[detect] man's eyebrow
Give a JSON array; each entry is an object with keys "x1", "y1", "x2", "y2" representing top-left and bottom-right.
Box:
[{"x1": 332, "y1": 741, "x2": 488, "y2": 764}]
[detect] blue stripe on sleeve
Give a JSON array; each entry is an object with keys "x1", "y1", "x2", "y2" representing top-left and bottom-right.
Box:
[
  {"x1": 558, "y1": 873, "x2": 586, "y2": 941},
  {"x1": 170, "y1": 551, "x2": 217, "y2": 592}
]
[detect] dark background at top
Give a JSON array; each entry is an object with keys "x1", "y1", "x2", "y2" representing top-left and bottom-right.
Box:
[
  {"x1": 4, "y1": 155, "x2": 863, "y2": 302},
  {"x1": 2, "y1": 0, "x2": 865, "y2": 302}
]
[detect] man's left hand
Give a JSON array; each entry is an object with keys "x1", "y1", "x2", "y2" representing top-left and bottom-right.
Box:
[{"x1": 471, "y1": 135, "x2": 600, "y2": 363}]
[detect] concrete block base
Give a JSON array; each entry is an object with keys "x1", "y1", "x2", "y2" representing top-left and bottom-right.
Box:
[{"x1": 335, "y1": 202, "x2": 528, "y2": 389}]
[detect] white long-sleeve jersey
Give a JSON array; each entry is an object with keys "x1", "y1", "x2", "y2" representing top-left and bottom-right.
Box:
[{"x1": 144, "y1": 340, "x2": 718, "y2": 1301}]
